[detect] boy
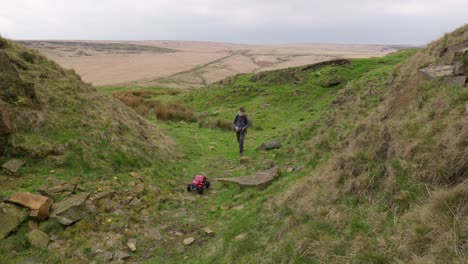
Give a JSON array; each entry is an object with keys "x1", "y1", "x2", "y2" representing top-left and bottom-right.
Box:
[{"x1": 232, "y1": 107, "x2": 250, "y2": 156}]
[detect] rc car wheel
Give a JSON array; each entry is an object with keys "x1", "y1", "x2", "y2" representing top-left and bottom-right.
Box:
[
  {"x1": 187, "y1": 184, "x2": 191, "y2": 192},
  {"x1": 197, "y1": 187, "x2": 204, "y2": 194},
  {"x1": 205, "y1": 181, "x2": 211, "y2": 189}
]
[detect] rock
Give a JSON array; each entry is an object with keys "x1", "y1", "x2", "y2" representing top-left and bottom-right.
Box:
[
  {"x1": 132, "y1": 183, "x2": 145, "y2": 198},
  {"x1": 232, "y1": 205, "x2": 244, "y2": 211},
  {"x1": 218, "y1": 166, "x2": 281, "y2": 189},
  {"x1": 220, "y1": 205, "x2": 229, "y2": 210},
  {"x1": 443, "y1": 76, "x2": 467, "y2": 87},
  {"x1": 209, "y1": 146, "x2": 215, "y2": 151},
  {"x1": 127, "y1": 239, "x2": 137, "y2": 252},
  {"x1": 419, "y1": 65, "x2": 454, "y2": 78},
  {"x1": 239, "y1": 156, "x2": 252, "y2": 164},
  {"x1": 234, "y1": 233, "x2": 247, "y2": 241},
  {"x1": 453, "y1": 48, "x2": 468, "y2": 75},
  {"x1": 146, "y1": 228, "x2": 162, "y2": 240},
  {"x1": 50, "y1": 193, "x2": 89, "y2": 225},
  {"x1": 128, "y1": 197, "x2": 141, "y2": 207},
  {"x1": 0, "y1": 203, "x2": 29, "y2": 239},
  {"x1": 209, "y1": 206, "x2": 217, "y2": 212},
  {"x1": 28, "y1": 220, "x2": 38, "y2": 232},
  {"x1": 256, "y1": 139, "x2": 282, "y2": 151},
  {"x1": 324, "y1": 76, "x2": 343, "y2": 87},
  {"x1": 5, "y1": 192, "x2": 53, "y2": 220},
  {"x1": 186, "y1": 218, "x2": 196, "y2": 223},
  {"x1": 183, "y1": 237, "x2": 195, "y2": 245},
  {"x1": 114, "y1": 251, "x2": 131, "y2": 261},
  {"x1": 27, "y1": 230, "x2": 49, "y2": 249},
  {"x1": 262, "y1": 103, "x2": 271, "y2": 109},
  {"x1": 175, "y1": 232, "x2": 184, "y2": 237},
  {"x1": 129, "y1": 171, "x2": 139, "y2": 177},
  {"x1": 95, "y1": 251, "x2": 113, "y2": 262},
  {"x1": 2, "y1": 159, "x2": 25, "y2": 173},
  {"x1": 203, "y1": 227, "x2": 214, "y2": 235}
]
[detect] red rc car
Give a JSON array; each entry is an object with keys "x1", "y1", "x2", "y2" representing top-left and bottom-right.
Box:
[{"x1": 187, "y1": 175, "x2": 210, "y2": 194}]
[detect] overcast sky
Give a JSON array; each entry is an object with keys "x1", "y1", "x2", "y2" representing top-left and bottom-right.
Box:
[{"x1": 0, "y1": 0, "x2": 466, "y2": 45}]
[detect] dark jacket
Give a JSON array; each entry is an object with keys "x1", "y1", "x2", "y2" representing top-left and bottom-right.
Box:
[{"x1": 233, "y1": 114, "x2": 250, "y2": 130}]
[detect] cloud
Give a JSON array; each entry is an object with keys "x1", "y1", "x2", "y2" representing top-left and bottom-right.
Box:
[{"x1": 0, "y1": 0, "x2": 466, "y2": 44}]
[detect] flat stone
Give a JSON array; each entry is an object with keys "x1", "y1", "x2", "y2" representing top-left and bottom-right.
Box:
[
  {"x1": 218, "y1": 166, "x2": 281, "y2": 189},
  {"x1": 128, "y1": 197, "x2": 141, "y2": 207},
  {"x1": 443, "y1": 76, "x2": 467, "y2": 87},
  {"x1": 5, "y1": 192, "x2": 53, "y2": 220},
  {"x1": 419, "y1": 65, "x2": 454, "y2": 78},
  {"x1": 183, "y1": 237, "x2": 195, "y2": 245},
  {"x1": 203, "y1": 227, "x2": 214, "y2": 235},
  {"x1": 256, "y1": 139, "x2": 282, "y2": 151},
  {"x1": 114, "y1": 251, "x2": 131, "y2": 261},
  {"x1": 2, "y1": 159, "x2": 25, "y2": 173},
  {"x1": 145, "y1": 228, "x2": 162, "y2": 240},
  {"x1": 50, "y1": 193, "x2": 89, "y2": 225},
  {"x1": 0, "y1": 203, "x2": 29, "y2": 239},
  {"x1": 27, "y1": 229, "x2": 49, "y2": 249}
]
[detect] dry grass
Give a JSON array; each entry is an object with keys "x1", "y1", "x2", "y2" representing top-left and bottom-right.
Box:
[
  {"x1": 112, "y1": 91, "x2": 197, "y2": 122},
  {"x1": 20, "y1": 40, "x2": 397, "y2": 88}
]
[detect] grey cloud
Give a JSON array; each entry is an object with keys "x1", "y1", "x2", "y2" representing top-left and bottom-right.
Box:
[{"x1": 0, "y1": 0, "x2": 466, "y2": 44}]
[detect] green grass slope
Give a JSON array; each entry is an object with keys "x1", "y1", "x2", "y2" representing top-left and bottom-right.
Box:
[{"x1": 0, "y1": 37, "x2": 174, "y2": 177}]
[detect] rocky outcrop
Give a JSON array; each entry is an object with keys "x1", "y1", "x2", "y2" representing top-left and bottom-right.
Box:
[
  {"x1": 218, "y1": 166, "x2": 281, "y2": 189},
  {"x1": 0, "y1": 203, "x2": 29, "y2": 239}
]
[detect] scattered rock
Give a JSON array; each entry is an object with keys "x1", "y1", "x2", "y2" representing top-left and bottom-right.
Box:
[
  {"x1": 209, "y1": 146, "x2": 215, "y2": 151},
  {"x1": 262, "y1": 103, "x2": 271, "y2": 109},
  {"x1": 114, "y1": 251, "x2": 131, "y2": 261},
  {"x1": 218, "y1": 166, "x2": 281, "y2": 189},
  {"x1": 27, "y1": 229, "x2": 49, "y2": 249},
  {"x1": 232, "y1": 205, "x2": 244, "y2": 211},
  {"x1": 443, "y1": 76, "x2": 467, "y2": 86},
  {"x1": 256, "y1": 139, "x2": 282, "y2": 151},
  {"x1": 183, "y1": 237, "x2": 195, "y2": 245},
  {"x1": 28, "y1": 220, "x2": 38, "y2": 232},
  {"x1": 220, "y1": 205, "x2": 229, "y2": 210},
  {"x1": 175, "y1": 232, "x2": 184, "y2": 237},
  {"x1": 203, "y1": 227, "x2": 214, "y2": 235},
  {"x1": 127, "y1": 239, "x2": 137, "y2": 252},
  {"x1": 128, "y1": 197, "x2": 141, "y2": 207},
  {"x1": 129, "y1": 171, "x2": 139, "y2": 178},
  {"x1": 5, "y1": 192, "x2": 53, "y2": 221},
  {"x1": 2, "y1": 159, "x2": 25, "y2": 173},
  {"x1": 186, "y1": 218, "x2": 196, "y2": 223},
  {"x1": 209, "y1": 206, "x2": 217, "y2": 212},
  {"x1": 0, "y1": 203, "x2": 29, "y2": 239},
  {"x1": 239, "y1": 156, "x2": 252, "y2": 164},
  {"x1": 95, "y1": 251, "x2": 113, "y2": 262},
  {"x1": 50, "y1": 193, "x2": 89, "y2": 225},
  {"x1": 145, "y1": 228, "x2": 162, "y2": 240},
  {"x1": 234, "y1": 233, "x2": 247, "y2": 241}
]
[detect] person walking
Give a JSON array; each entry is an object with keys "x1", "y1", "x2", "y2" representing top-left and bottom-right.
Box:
[{"x1": 232, "y1": 107, "x2": 250, "y2": 156}]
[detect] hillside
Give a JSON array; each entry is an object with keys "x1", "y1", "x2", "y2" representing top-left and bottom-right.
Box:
[
  {"x1": 0, "y1": 37, "x2": 174, "y2": 174},
  {"x1": 0, "y1": 25, "x2": 466, "y2": 264}
]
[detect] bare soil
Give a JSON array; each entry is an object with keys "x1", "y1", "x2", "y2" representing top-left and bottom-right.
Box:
[{"x1": 20, "y1": 40, "x2": 399, "y2": 89}]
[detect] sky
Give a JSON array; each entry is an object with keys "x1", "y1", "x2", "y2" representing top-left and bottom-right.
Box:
[{"x1": 0, "y1": 0, "x2": 467, "y2": 45}]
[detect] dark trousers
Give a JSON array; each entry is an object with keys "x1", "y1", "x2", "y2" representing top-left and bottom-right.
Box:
[{"x1": 236, "y1": 129, "x2": 247, "y2": 153}]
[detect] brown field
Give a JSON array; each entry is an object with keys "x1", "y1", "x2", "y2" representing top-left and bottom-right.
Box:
[{"x1": 19, "y1": 40, "x2": 401, "y2": 89}]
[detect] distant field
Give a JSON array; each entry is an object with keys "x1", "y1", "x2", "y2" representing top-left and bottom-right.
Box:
[{"x1": 19, "y1": 40, "x2": 402, "y2": 89}]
